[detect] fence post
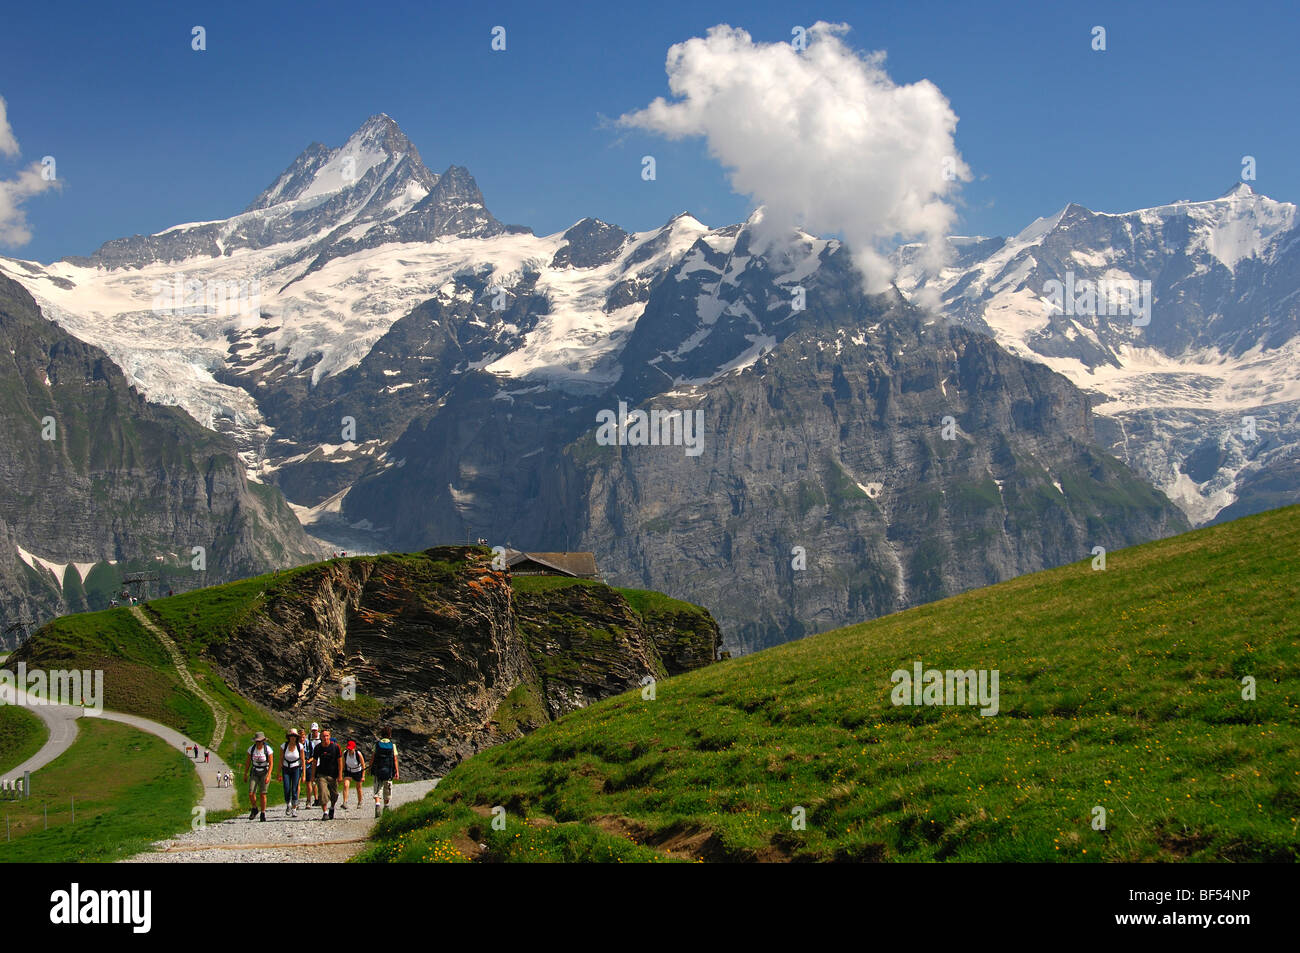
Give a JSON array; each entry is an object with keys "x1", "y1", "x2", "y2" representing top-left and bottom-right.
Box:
[{"x1": 23, "y1": 770, "x2": 30, "y2": 798}]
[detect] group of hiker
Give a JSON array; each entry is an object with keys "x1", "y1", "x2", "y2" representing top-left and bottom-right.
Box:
[{"x1": 244, "y1": 723, "x2": 399, "y2": 823}]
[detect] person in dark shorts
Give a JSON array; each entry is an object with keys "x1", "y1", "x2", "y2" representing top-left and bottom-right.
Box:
[
  {"x1": 341, "y1": 740, "x2": 366, "y2": 811},
  {"x1": 371, "y1": 727, "x2": 399, "y2": 818},
  {"x1": 312, "y1": 728, "x2": 343, "y2": 820}
]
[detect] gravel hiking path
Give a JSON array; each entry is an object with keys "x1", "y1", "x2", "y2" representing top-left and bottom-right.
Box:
[
  {"x1": 132, "y1": 605, "x2": 227, "y2": 751},
  {"x1": 92, "y1": 709, "x2": 236, "y2": 814},
  {"x1": 125, "y1": 778, "x2": 439, "y2": 863},
  {"x1": 0, "y1": 693, "x2": 80, "y2": 781}
]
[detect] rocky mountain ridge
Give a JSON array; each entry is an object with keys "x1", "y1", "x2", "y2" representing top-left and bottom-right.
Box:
[
  {"x1": 891, "y1": 183, "x2": 1300, "y2": 525},
  {"x1": 0, "y1": 114, "x2": 1258, "y2": 653}
]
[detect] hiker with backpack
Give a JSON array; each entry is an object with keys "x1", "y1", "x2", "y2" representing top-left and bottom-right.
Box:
[
  {"x1": 277, "y1": 728, "x2": 306, "y2": 817},
  {"x1": 312, "y1": 728, "x2": 343, "y2": 821},
  {"x1": 245, "y1": 732, "x2": 274, "y2": 822},
  {"x1": 371, "y1": 727, "x2": 399, "y2": 818},
  {"x1": 341, "y1": 740, "x2": 366, "y2": 811}
]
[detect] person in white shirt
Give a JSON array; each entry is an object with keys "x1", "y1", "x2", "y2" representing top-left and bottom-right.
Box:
[
  {"x1": 277, "y1": 728, "x2": 306, "y2": 817},
  {"x1": 244, "y1": 732, "x2": 274, "y2": 822},
  {"x1": 341, "y1": 740, "x2": 367, "y2": 810}
]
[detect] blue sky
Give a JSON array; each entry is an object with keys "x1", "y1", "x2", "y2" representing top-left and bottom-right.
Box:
[{"x1": 1, "y1": 0, "x2": 1296, "y2": 262}]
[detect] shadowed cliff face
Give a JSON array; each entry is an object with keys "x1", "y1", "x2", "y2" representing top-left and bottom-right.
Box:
[
  {"x1": 338, "y1": 260, "x2": 1189, "y2": 655},
  {"x1": 0, "y1": 274, "x2": 322, "y2": 645},
  {"x1": 205, "y1": 547, "x2": 719, "y2": 778},
  {"x1": 566, "y1": 317, "x2": 1190, "y2": 654}
]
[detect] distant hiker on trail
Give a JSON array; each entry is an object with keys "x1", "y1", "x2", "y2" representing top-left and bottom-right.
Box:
[
  {"x1": 313, "y1": 728, "x2": 343, "y2": 821},
  {"x1": 278, "y1": 728, "x2": 305, "y2": 817},
  {"x1": 245, "y1": 732, "x2": 274, "y2": 822},
  {"x1": 204, "y1": 750, "x2": 210, "y2": 763},
  {"x1": 341, "y1": 740, "x2": 366, "y2": 810},
  {"x1": 305, "y1": 723, "x2": 321, "y2": 806},
  {"x1": 371, "y1": 727, "x2": 399, "y2": 818},
  {"x1": 194, "y1": 744, "x2": 200, "y2": 760}
]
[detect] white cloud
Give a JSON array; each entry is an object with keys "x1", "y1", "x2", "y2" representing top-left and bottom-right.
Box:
[
  {"x1": 0, "y1": 95, "x2": 58, "y2": 248},
  {"x1": 0, "y1": 96, "x2": 19, "y2": 158},
  {"x1": 0, "y1": 164, "x2": 57, "y2": 246},
  {"x1": 619, "y1": 22, "x2": 969, "y2": 293}
]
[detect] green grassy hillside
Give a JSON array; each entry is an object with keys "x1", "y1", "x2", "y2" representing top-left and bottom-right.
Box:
[
  {"x1": 0, "y1": 718, "x2": 200, "y2": 863},
  {"x1": 6, "y1": 590, "x2": 294, "y2": 773},
  {"x1": 8, "y1": 608, "x2": 213, "y2": 740},
  {"x1": 360, "y1": 504, "x2": 1300, "y2": 863},
  {"x1": 0, "y1": 706, "x2": 46, "y2": 776}
]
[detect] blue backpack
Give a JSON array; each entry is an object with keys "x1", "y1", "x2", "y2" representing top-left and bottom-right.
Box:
[{"x1": 373, "y1": 739, "x2": 396, "y2": 780}]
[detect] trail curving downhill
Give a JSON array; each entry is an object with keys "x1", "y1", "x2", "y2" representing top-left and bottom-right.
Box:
[{"x1": 0, "y1": 691, "x2": 235, "y2": 814}]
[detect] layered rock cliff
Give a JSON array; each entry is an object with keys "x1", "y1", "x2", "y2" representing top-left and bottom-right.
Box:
[{"x1": 202, "y1": 547, "x2": 719, "y2": 778}]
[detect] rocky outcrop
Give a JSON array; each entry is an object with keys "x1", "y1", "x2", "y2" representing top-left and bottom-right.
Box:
[
  {"x1": 551, "y1": 218, "x2": 630, "y2": 269},
  {"x1": 203, "y1": 547, "x2": 719, "y2": 778}
]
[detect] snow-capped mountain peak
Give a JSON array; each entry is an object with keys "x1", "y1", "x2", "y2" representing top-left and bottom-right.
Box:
[
  {"x1": 61, "y1": 115, "x2": 446, "y2": 270},
  {"x1": 891, "y1": 185, "x2": 1300, "y2": 526},
  {"x1": 244, "y1": 113, "x2": 429, "y2": 213},
  {"x1": 6, "y1": 114, "x2": 1297, "y2": 535}
]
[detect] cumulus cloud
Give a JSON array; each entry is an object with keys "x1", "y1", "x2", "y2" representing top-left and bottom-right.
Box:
[
  {"x1": 0, "y1": 95, "x2": 59, "y2": 247},
  {"x1": 618, "y1": 22, "x2": 969, "y2": 293}
]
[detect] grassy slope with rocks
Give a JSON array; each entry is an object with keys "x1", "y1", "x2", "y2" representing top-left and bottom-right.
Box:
[{"x1": 360, "y1": 504, "x2": 1300, "y2": 863}]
